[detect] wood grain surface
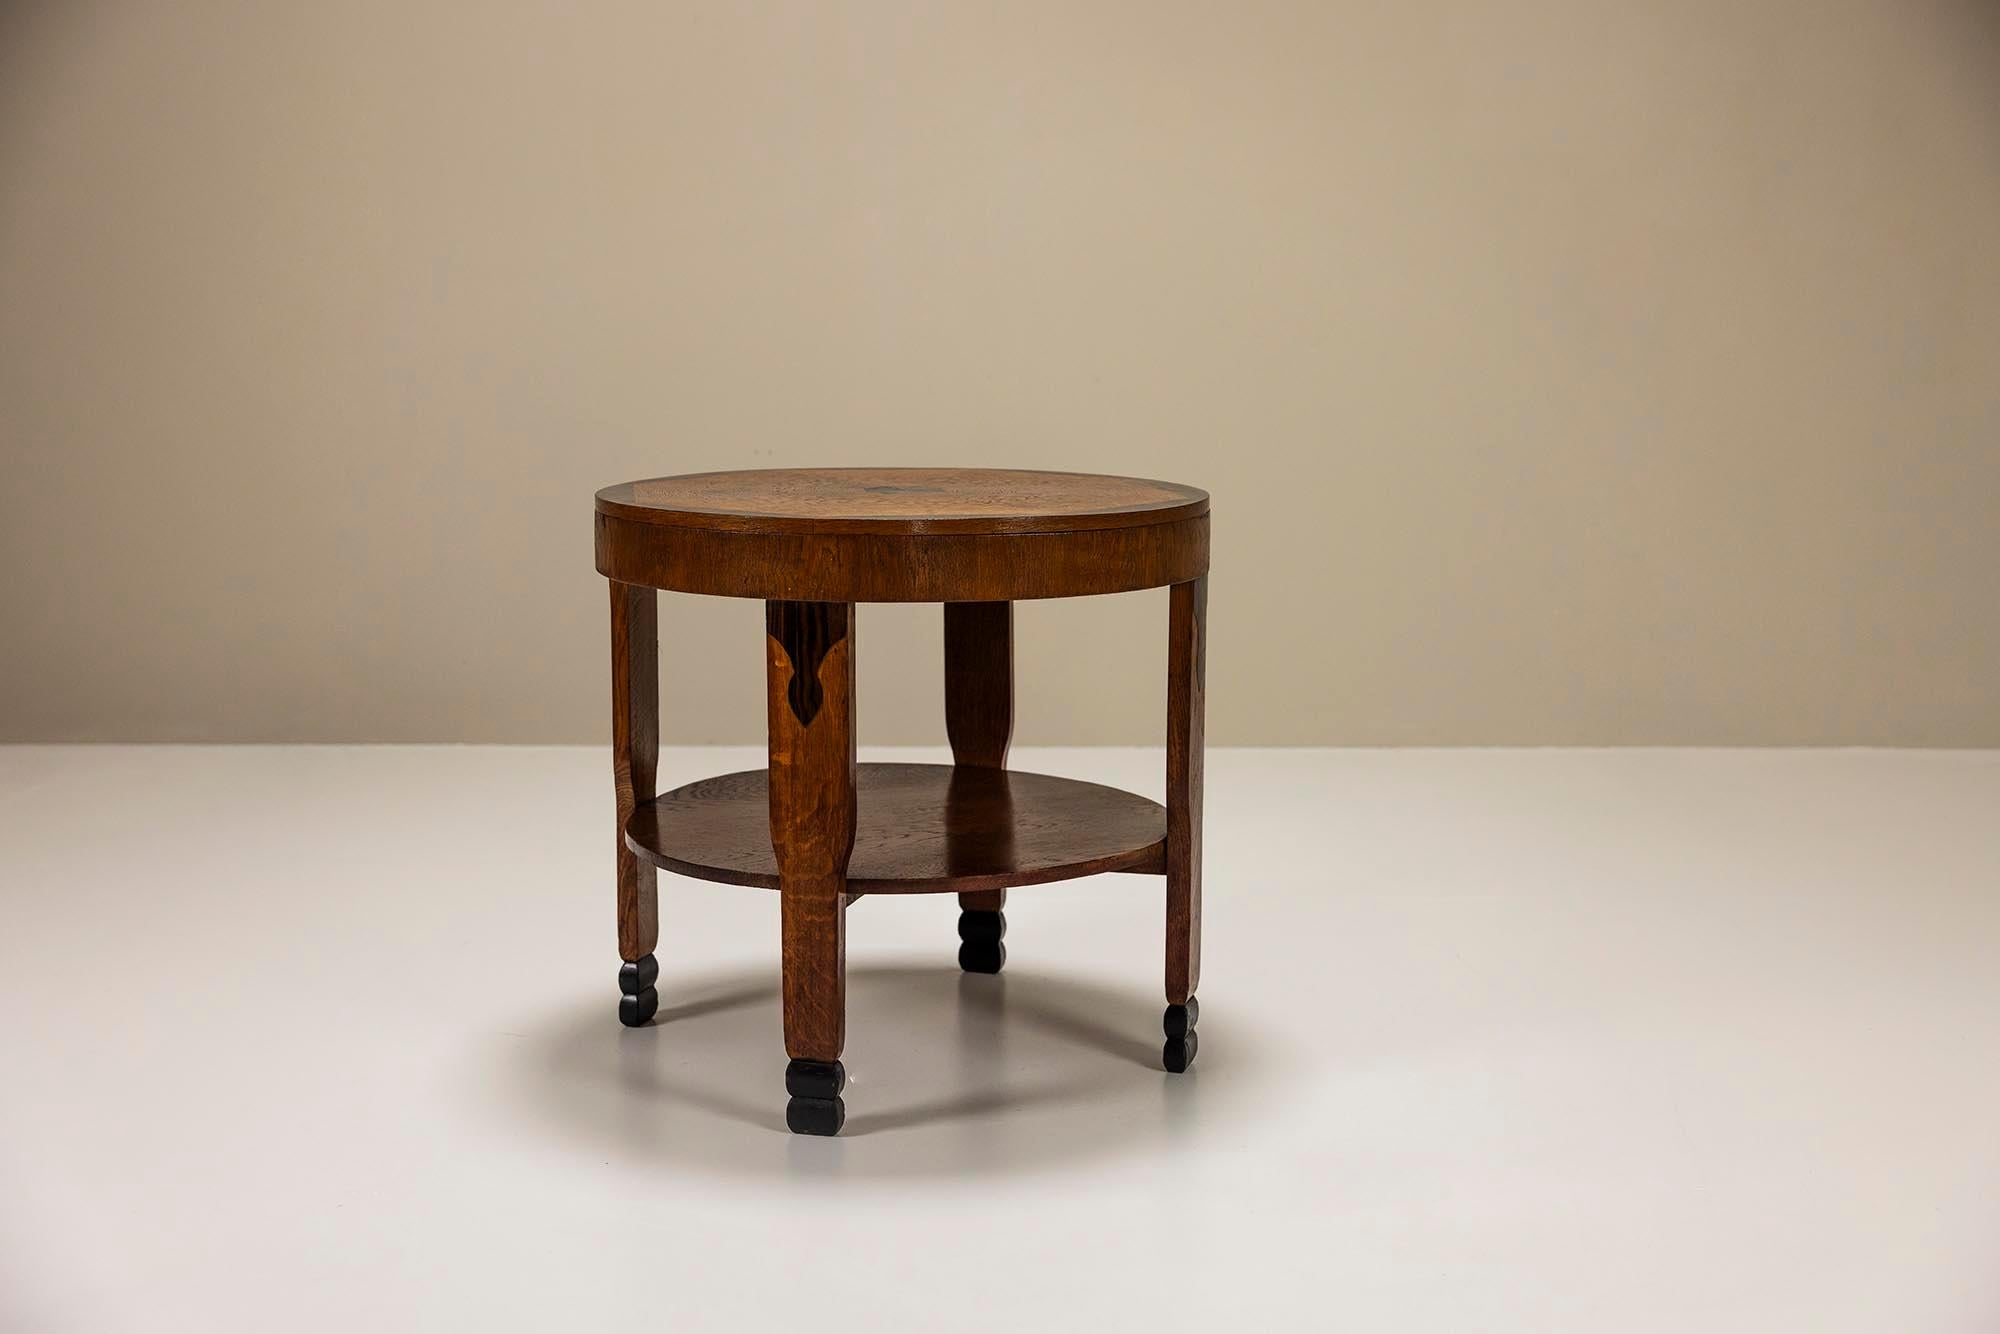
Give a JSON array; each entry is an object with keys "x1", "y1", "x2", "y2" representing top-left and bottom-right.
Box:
[
  {"x1": 609, "y1": 581, "x2": 659, "y2": 963},
  {"x1": 1166, "y1": 577, "x2": 1206, "y2": 1005},
  {"x1": 946, "y1": 600, "x2": 1013, "y2": 914},
  {"x1": 765, "y1": 601, "x2": 857, "y2": 1065},
  {"x1": 598, "y1": 470, "x2": 1210, "y2": 1113},
  {"x1": 595, "y1": 509, "x2": 1207, "y2": 603},
  {"x1": 625, "y1": 763, "x2": 1168, "y2": 894},
  {"x1": 944, "y1": 601, "x2": 1012, "y2": 768},
  {"x1": 597, "y1": 468, "x2": 1207, "y2": 535}
]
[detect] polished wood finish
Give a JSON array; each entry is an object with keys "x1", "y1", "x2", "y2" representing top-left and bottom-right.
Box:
[
  {"x1": 766, "y1": 601, "x2": 856, "y2": 1074},
  {"x1": 945, "y1": 600, "x2": 1014, "y2": 929},
  {"x1": 610, "y1": 582, "x2": 659, "y2": 971},
  {"x1": 626, "y1": 764, "x2": 1167, "y2": 894},
  {"x1": 945, "y1": 601, "x2": 1013, "y2": 768},
  {"x1": 598, "y1": 468, "x2": 1207, "y2": 535},
  {"x1": 596, "y1": 509, "x2": 1208, "y2": 604},
  {"x1": 1166, "y1": 577, "x2": 1206, "y2": 1013},
  {"x1": 595, "y1": 468, "x2": 1209, "y2": 604},
  {"x1": 596, "y1": 468, "x2": 1210, "y2": 1132}
]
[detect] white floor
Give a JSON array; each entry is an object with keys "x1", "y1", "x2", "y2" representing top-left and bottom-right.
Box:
[{"x1": 2, "y1": 746, "x2": 1997, "y2": 1332}]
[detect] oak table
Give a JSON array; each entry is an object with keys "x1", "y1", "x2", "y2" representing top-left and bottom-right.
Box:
[{"x1": 594, "y1": 468, "x2": 1209, "y2": 1135}]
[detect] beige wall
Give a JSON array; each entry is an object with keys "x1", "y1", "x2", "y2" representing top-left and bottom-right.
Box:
[{"x1": 3, "y1": 1, "x2": 1998, "y2": 746}]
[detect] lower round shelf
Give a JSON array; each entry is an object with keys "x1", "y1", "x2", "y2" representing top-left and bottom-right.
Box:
[{"x1": 625, "y1": 762, "x2": 1167, "y2": 894}]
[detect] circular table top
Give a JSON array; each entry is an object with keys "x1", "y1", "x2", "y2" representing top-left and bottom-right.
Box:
[{"x1": 595, "y1": 468, "x2": 1209, "y2": 536}]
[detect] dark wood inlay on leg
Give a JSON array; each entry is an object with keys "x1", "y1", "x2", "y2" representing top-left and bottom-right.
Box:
[
  {"x1": 767, "y1": 601, "x2": 847, "y2": 727},
  {"x1": 768, "y1": 600, "x2": 857, "y2": 1134}
]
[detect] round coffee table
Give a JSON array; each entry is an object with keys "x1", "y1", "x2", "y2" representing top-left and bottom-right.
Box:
[{"x1": 594, "y1": 468, "x2": 1209, "y2": 1135}]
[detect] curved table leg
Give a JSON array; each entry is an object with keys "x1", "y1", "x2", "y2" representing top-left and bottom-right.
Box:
[{"x1": 767, "y1": 601, "x2": 857, "y2": 1135}]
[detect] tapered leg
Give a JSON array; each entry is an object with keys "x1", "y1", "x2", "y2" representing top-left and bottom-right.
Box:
[
  {"x1": 610, "y1": 581, "x2": 660, "y2": 1027},
  {"x1": 945, "y1": 602, "x2": 1012, "y2": 972},
  {"x1": 767, "y1": 601, "x2": 857, "y2": 1135},
  {"x1": 1165, "y1": 577, "x2": 1205, "y2": 1071},
  {"x1": 945, "y1": 601, "x2": 1012, "y2": 768}
]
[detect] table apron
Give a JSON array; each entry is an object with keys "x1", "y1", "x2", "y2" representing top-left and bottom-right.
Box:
[{"x1": 595, "y1": 512, "x2": 1209, "y2": 601}]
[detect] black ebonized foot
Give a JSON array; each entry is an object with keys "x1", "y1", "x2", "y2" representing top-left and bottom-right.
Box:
[
  {"x1": 957, "y1": 909, "x2": 1007, "y2": 974},
  {"x1": 618, "y1": 953, "x2": 659, "y2": 1027},
  {"x1": 1163, "y1": 996, "x2": 1199, "y2": 1073},
  {"x1": 785, "y1": 1058, "x2": 846, "y2": 1136}
]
